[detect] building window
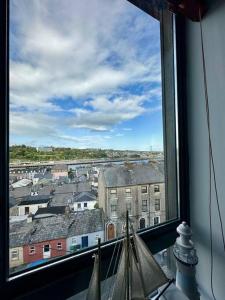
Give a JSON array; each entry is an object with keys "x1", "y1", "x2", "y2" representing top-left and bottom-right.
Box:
[
  {"x1": 6, "y1": 0, "x2": 181, "y2": 279},
  {"x1": 110, "y1": 189, "x2": 117, "y2": 195},
  {"x1": 95, "y1": 235, "x2": 99, "y2": 243},
  {"x1": 25, "y1": 206, "x2": 30, "y2": 214},
  {"x1": 29, "y1": 246, "x2": 35, "y2": 255},
  {"x1": 84, "y1": 202, "x2": 87, "y2": 208},
  {"x1": 71, "y1": 238, "x2": 77, "y2": 245},
  {"x1": 155, "y1": 199, "x2": 160, "y2": 211},
  {"x1": 141, "y1": 186, "x2": 147, "y2": 194},
  {"x1": 44, "y1": 244, "x2": 50, "y2": 253},
  {"x1": 142, "y1": 200, "x2": 148, "y2": 212},
  {"x1": 125, "y1": 188, "x2": 131, "y2": 194},
  {"x1": 140, "y1": 218, "x2": 146, "y2": 229},
  {"x1": 57, "y1": 243, "x2": 62, "y2": 250},
  {"x1": 154, "y1": 185, "x2": 160, "y2": 193},
  {"x1": 111, "y1": 205, "x2": 117, "y2": 212},
  {"x1": 11, "y1": 250, "x2": 19, "y2": 261},
  {"x1": 154, "y1": 216, "x2": 160, "y2": 225}
]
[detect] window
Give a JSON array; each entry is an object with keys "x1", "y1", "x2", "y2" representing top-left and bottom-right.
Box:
[
  {"x1": 125, "y1": 188, "x2": 131, "y2": 194},
  {"x1": 154, "y1": 185, "x2": 160, "y2": 193},
  {"x1": 111, "y1": 205, "x2": 117, "y2": 212},
  {"x1": 57, "y1": 243, "x2": 62, "y2": 250},
  {"x1": 3, "y1": 0, "x2": 187, "y2": 294},
  {"x1": 110, "y1": 189, "x2": 117, "y2": 195},
  {"x1": 155, "y1": 199, "x2": 160, "y2": 211},
  {"x1": 154, "y1": 216, "x2": 160, "y2": 225},
  {"x1": 142, "y1": 200, "x2": 148, "y2": 212},
  {"x1": 95, "y1": 235, "x2": 99, "y2": 243},
  {"x1": 11, "y1": 250, "x2": 19, "y2": 261},
  {"x1": 84, "y1": 203, "x2": 87, "y2": 208},
  {"x1": 25, "y1": 207, "x2": 29, "y2": 215},
  {"x1": 77, "y1": 203, "x2": 81, "y2": 209},
  {"x1": 44, "y1": 245, "x2": 50, "y2": 253},
  {"x1": 141, "y1": 186, "x2": 148, "y2": 194},
  {"x1": 140, "y1": 218, "x2": 146, "y2": 229},
  {"x1": 29, "y1": 246, "x2": 35, "y2": 255},
  {"x1": 71, "y1": 238, "x2": 77, "y2": 245}
]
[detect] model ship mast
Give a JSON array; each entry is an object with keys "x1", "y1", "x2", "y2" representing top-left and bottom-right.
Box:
[{"x1": 87, "y1": 211, "x2": 173, "y2": 300}]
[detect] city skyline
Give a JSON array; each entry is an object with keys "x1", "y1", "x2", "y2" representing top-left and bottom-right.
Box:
[{"x1": 10, "y1": 0, "x2": 164, "y2": 151}]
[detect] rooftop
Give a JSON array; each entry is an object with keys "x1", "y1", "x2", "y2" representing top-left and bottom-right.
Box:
[
  {"x1": 18, "y1": 195, "x2": 51, "y2": 206},
  {"x1": 10, "y1": 209, "x2": 104, "y2": 247},
  {"x1": 101, "y1": 163, "x2": 164, "y2": 188}
]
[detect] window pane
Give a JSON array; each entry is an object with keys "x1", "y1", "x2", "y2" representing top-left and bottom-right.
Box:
[{"x1": 9, "y1": 0, "x2": 177, "y2": 273}]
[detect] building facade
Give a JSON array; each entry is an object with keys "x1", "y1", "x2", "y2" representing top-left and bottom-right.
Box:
[{"x1": 98, "y1": 163, "x2": 165, "y2": 239}]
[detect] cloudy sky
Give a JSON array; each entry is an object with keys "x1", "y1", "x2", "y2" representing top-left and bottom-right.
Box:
[{"x1": 10, "y1": 0, "x2": 164, "y2": 151}]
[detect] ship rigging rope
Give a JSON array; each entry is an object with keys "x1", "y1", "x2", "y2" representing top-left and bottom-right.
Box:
[
  {"x1": 199, "y1": 7, "x2": 225, "y2": 300},
  {"x1": 106, "y1": 238, "x2": 123, "y2": 300}
]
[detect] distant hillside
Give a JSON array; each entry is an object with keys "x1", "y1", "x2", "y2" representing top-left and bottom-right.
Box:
[{"x1": 9, "y1": 145, "x2": 108, "y2": 162}]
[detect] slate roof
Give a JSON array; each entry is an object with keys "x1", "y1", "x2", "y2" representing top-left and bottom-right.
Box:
[
  {"x1": 101, "y1": 164, "x2": 164, "y2": 188},
  {"x1": 67, "y1": 209, "x2": 104, "y2": 237},
  {"x1": 73, "y1": 191, "x2": 97, "y2": 203},
  {"x1": 34, "y1": 174, "x2": 44, "y2": 179},
  {"x1": 35, "y1": 206, "x2": 68, "y2": 216},
  {"x1": 10, "y1": 209, "x2": 104, "y2": 248},
  {"x1": 18, "y1": 195, "x2": 51, "y2": 206},
  {"x1": 12, "y1": 179, "x2": 32, "y2": 188}
]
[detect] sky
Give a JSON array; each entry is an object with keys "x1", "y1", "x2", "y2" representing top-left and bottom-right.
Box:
[{"x1": 9, "y1": 0, "x2": 164, "y2": 151}]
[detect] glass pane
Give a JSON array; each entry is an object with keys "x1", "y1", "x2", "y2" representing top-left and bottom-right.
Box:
[{"x1": 9, "y1": 0, "x2": 176, "y2": 273}]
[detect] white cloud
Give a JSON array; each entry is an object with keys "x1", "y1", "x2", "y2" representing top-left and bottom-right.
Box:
[{"x1": 10, "y1": 0, "x2": 162, "y2": 146}]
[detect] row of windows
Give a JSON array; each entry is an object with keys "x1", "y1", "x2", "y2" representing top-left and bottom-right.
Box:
[
  {"x1": 110, "y1": 185, "x2": 160, "y2": 195},
  {"x1": 110, "y1": 199, "x2": 160, "y2": 213},
  {"x1": 11, "y1": 243, "x2": 63, "y2": 260},
  {"x1": 139, "y1": 216, "x2": 161, "y2": 229}
]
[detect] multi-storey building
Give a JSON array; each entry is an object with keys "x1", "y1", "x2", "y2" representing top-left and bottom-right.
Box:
[{"x1": 98, "y1": 163, "x2": 165, "y2": 240}]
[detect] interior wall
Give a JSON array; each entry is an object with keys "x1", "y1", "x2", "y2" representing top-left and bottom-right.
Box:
[{"x1": 186, "y1": 1, "x2": 225, "y2": 299}]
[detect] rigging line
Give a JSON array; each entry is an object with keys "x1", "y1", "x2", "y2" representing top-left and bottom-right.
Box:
[
  {"x1": 108, "y1": 240, "x2": 123, "y2": 300},
  {"x1": 199, "y1": 9, "x2": 225, "y2": 253},
  {"x1": 102, "y1": 234, "x2": 120, "y2": 295}
]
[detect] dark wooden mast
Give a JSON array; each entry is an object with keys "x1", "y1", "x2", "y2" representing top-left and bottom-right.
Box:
[{"x1": 125, "y1": 210, "x2": 130, "y2": 300}]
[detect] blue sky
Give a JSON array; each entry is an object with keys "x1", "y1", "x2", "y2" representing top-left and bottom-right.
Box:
[{"x1": 9, "y1": 0, "x2": 164, "y2": 151}]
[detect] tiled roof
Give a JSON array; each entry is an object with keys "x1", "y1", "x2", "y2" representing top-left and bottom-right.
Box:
[
  {"x1": 73, "y1": 191, "x2": 97, "y2": 203},
  {"x1": 34, "y1": 206, "x2": 68, "y2": 216},
  {"x1": 101, "y1": 163, "x2": 164, "y2": 188},
  {"x1": 10, "y1": 209, "x2": 104, "y2": 248},
  {"x1": 18, "y1": 195, "x2": 51, "y2": 206}
]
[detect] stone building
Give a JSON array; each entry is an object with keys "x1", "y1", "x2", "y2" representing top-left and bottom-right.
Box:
[{"x1": 98, "y1": 163, "x2": 165, "y2": 240}]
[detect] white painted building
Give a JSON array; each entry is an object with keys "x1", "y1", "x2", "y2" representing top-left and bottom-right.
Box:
[
  {"x1": 17, "y1": 195, "x2": 51, "y2": 216},
  {"x1": 67, "y1": 230, "x2": 104, "y2": 252},
  {"x1": 72, "y1": 191, "x2": 97, "y2": 211},
  {"x1": 66, "y1": 209, "x2": 104, "y2": 252}
]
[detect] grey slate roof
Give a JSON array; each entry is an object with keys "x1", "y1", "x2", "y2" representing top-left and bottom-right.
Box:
[
  {"x1": 67, "y1": 209, "x2": 104, "y2": 237},
  {"x1": 35, "y1": 206, "x2": 68, "y2": 216},
  {"x1": 10, "y1": 209, "x2": 104, "y2": 248},
  {"x1": 101, "y1": 164, "x2": 164, "y2": 188},
  {"x1": 18, "y1": 195, "x2": 51, "y2": 206},
  {"x1": 73, "y1": 191, "x2": 97, "y2": 203}
]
